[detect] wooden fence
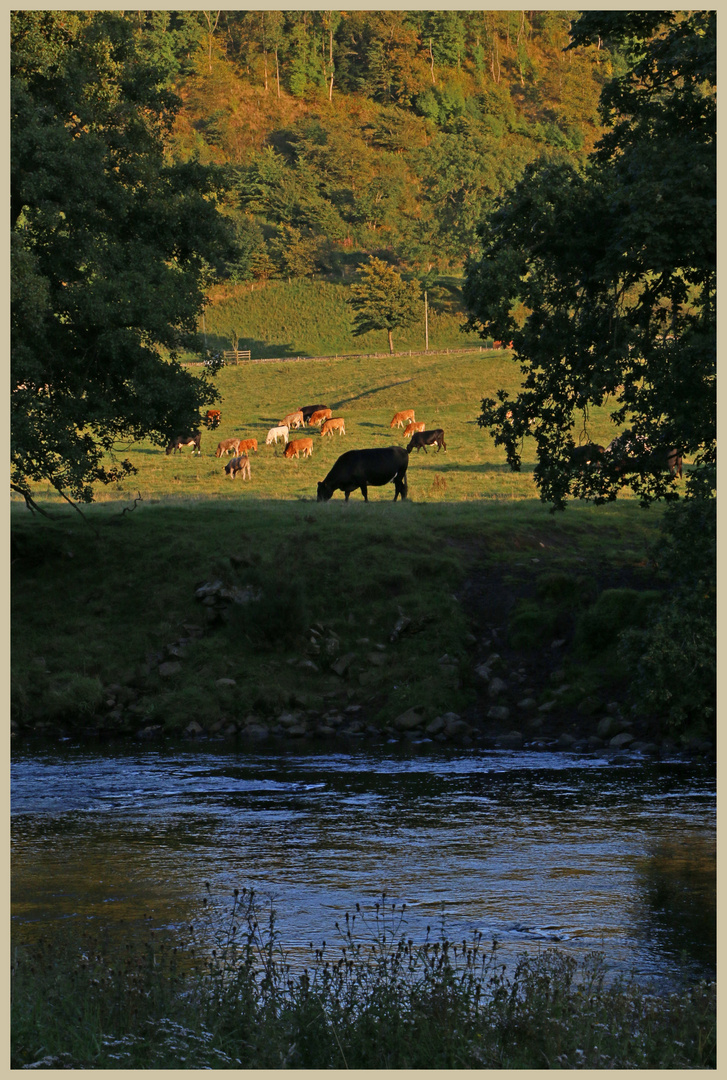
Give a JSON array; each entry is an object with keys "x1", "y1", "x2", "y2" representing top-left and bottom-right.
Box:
[{"x1": 222, "y1": 349, "x2": 252, "y2": 364}]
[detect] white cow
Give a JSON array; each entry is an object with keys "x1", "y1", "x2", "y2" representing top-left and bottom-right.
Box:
[{"x1": 266, "y1": 424, "x2": 289, "y2": 446}]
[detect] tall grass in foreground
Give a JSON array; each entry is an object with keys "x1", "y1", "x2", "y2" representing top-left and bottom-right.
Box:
[{"x1": 11, "y1": 889, "x2": 716, "y2": 1070}]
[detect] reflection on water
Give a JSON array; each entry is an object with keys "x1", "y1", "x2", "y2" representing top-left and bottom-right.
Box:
[{"x1": 11, "y1": 743, "x2": 716, "y2": 988}]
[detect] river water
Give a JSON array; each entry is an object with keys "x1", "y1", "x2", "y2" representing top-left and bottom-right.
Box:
[{"x1": 11, "y1": 742, "x2": 716, "y2": 989}]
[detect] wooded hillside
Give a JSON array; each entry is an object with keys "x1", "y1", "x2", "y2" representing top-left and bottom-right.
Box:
[{"x1": 146, "y1": 10, "x2": 612, "y2": 276}]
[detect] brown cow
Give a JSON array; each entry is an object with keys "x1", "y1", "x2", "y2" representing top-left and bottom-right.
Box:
[
  {"x1": 224, "y1": 454, "x2": 251, "y2": 480},
  {"x1": 237, "y1": 438, "x2": 258, "y2": 454},
  {"x1": 390, "y1": 410, "x2": 415, "y2": 429},
  {"x1": 320, "y1": 418, "x2": 346, "y2": 437},
  {"x1": 216, "y1": 438, "x2": 242, "y2": 458},
  {"x1": 403, "y1": 420, "x2": 425, "y2": 438},
  {"x1": 308, "y1": 408, "x2": 332, "y2": 427},
  {"x1": 284, "y1": 437, "x2": 314, "y2": 459},
  {"x1": 204, "y1": 409, "x2": 221, "y2": 430},
  {"x1": 280, "y1": 410, "x2": 304, "y2": 429}
]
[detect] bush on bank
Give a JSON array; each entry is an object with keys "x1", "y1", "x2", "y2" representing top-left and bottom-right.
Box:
[{"x1": 11, "y1": 888, "x2": 716, "y2": 1070}]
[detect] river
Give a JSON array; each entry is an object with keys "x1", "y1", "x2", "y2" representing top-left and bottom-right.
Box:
[{"x1": 11, "y1": 741, "x2": 716, "y2": 989}]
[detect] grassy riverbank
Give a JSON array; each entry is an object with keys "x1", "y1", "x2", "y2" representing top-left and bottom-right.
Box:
[
  {"x1": 11, "y1": 888, "x2": 716, "y2": 1069},
  {"x1": 12, "y1": 497, "x2": 671, "y2": 742}
]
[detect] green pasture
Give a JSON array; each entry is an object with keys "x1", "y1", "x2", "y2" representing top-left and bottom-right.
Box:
[
  {"x1": 14, "y1": 348, "x2": 637, "y2": 507},
  {"x1": 197, "y1": 277, "x2": 485, "y2": 360}
]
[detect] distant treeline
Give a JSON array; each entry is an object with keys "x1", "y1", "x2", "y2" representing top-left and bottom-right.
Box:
[{"x1": 127, "y1": 10, "x2": 614, "y2": 276}]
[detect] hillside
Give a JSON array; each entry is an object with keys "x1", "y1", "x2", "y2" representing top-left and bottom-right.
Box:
[
  {"x1": 147, "y1": 10, "x2": 613, "y2": 355},
  {"x1": 157, "y1": 10, "x2": 611, "y2": 282}
]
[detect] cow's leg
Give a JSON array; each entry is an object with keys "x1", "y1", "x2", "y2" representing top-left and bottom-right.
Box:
[{"x1": 360, "y1": 483, "x2": 368, "y2": 502}]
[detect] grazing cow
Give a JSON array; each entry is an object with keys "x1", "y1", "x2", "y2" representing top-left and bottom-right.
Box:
[
  {"x1": 320, "y1": 418, "x2": 346, "y2": 437},
  {"x1": 237, "y1": 438, "x2": 258, "y2": 455},
  {"x1": 605, "y1": 431, "x2": 682, "y2": 478},
  {"x1": 403, "y1": 420, "x2": 426, "y2": 438},
  {"x1": 215, "y1": 438, "x2": 242, "y2": 458},
  {"x1": 284, "y1": 437, "x2": 313, "y2": 459},
  {"x1": 308, "y1": 408, "x2": 333, "y2": 427},
  {"x1": 390, "y1": 410, "x2": 415, "y2": 429},
  {"x1": 266, "y1": 424, "x2": 289, "y2": 446},
  {"x1": 317, "y1": 446, "x2": 409, "y2": 502},
  {"x1": 406, "y1": 428, "x2": 446, "y2": 454},
  {"x1": 204, "y1": 409, "x2": 221, "y2": 430},
  {"x1": 300, "y1": 404, "x2": 328, "y2": 422},
  {"x1": 224, "y1": 454, "x2": 251, "y2": 480},
  {"x1": 166, "y1": 431, "x2": 202, "y2": 455},
  {"x1": 570, "y1": 443, "x2": 605, "y2": 469},
  {"x1": 280, "y1": 410, "x2": 304, "y2": 429}
]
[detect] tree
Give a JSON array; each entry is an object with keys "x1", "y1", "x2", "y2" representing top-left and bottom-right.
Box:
[
  {"x1": 348, "y1": 257, "x2": 421, "y2": 354},
  {"x1": 11, "y1": 11, "x2": 234, "y2": 507},
  {"x1": 463, "y1": 10, "x2": 715, "y2": 510}
]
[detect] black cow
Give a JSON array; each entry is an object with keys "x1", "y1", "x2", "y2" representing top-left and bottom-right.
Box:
[
  {"x1": 300, "y1": 404, "x2": 329, "y2": 422},
  {"x1": 605, "y1": 431, "x2": 682, "y2": 478},
  {"x1": 406, "y1": 428, "x2": 446, "y2": 454},
  {"x1": 570, "y1": 443, "x2": 605, "y2": 469},
  {"x1": 317, "y1": 446, "x2": 409, "y2": 502},
  {"x1": 166, "y1": 431, "x2": 202, "y2": 455}
]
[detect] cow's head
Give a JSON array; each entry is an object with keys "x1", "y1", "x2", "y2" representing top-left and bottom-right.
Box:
[{"x1": 317, "y1": 481, "x2": 333, "y2": 502}]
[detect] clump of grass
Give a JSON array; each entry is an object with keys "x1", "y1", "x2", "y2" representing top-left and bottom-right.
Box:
[
  {"x1": 573, "y1": 588, "x2": 664, "y2": 659},
  {"x1": 11, "y1": 888, "x2": 716, "y2": 1070}
]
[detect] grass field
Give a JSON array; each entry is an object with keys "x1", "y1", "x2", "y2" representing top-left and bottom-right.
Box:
[
  {"x1": 198, "y1": 276, "x2": 486, "y2": 359},
  {"x1": 13, "y1": 347, "x2": 639, "y2": 507}
]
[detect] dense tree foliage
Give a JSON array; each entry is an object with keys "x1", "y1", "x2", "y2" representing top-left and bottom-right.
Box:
[
  {"x1": 463, "y1": 10, "x2": 716, "y2": 736},
  {"x1": 464, "y1": 10, "x2": 715, "y2": 509},
  {"x1": 159, "y1": 9, "x2": 608, "y2": 276},
  {"x1": 11, "y1": 11, "x2": 234, "y2": 505},
  {"x1": 347, "y1": 257, "x2": 421, "y2": 354}
]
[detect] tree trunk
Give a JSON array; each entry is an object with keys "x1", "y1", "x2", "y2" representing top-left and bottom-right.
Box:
[
  {"x1": 275, "y1": 48, "x2": 280, "y2": 98},
  {"x1": 429, "y1": 39, "x2": 435, "y2": 85},
  {"x1": 388, "y1": 329, "x2": 394, "y2": 354},
  {"x1": 424, "y1": 291, "x2": 429, "y2": 350}
]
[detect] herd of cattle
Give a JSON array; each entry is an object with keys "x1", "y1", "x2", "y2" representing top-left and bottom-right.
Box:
[
  {"x1": 164, "y1": 406, "x2": 682, "y2": 501},
  {"x1": 164, "y1": 405, "x2": 447, "y2": 499}
]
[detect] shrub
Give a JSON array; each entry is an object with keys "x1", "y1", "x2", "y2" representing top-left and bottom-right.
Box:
[{"x1": 573, "y1": 588, "x2": 663, "y2": 659}]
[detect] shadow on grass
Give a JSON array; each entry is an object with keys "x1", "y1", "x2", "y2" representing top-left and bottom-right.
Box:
[
  {"x1": 205, "y1": 335, "x2": 304, "y2": 360},
  {"x1": 332, "y1": 379, "x2": 414, "y2": 410},
  {"x1": 410, "y1": 461, "x2": 537, "y2": 474}
]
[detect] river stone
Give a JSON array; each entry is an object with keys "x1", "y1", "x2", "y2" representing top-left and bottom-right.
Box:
[
  {"x1": 216, "y1": 678, "x2": 237, "y2": 687},
  {"x1": 578, "y1": 695, "x2": 603, "y2": 716},
  {"x1": 488, "y1": 677, "x2": 508, "y2": 698},
  {"x1": 557, "y1": 732, "x2": 577, "y2": 747},
  {"x1": 331, "y1": 652, "x2": 357, "y2": 676},
  {"x1": 393, "y1": 707, "x2": 426, "y2": 731},
  {"x1": 610, "y1": 731, "x2": 635, "y2": 748},
  {"x1": 297, "y1": 659, "x2": 319, "y2": 672},
  {"x1": 426, "y1": 717, "x2": 446, "y2": 735},
  {"x1": 598, "y1": 716, "x2": 630, "y2": 739},
  {"x1": 278, "y1": 712, "x2": 302, "y2": 728},
  {"x1": 315, "y1": 725, "x2": 337, "y2": 737},
  {"x1": 496, "y1": 731, "x2": 523, "y2": 749},
  {"x1": 243, "y1": 724, "x2": 269, "y2": 741},
  {"x1": 185, "y1": 721, "x2": 204, "y2": 737},
  {"x1": 487, "y1": 705, "x2": 510, "y2": 723},
  {"x1": 158, "y1": 661, "x2": 182, "y2": 678},
  {"x1": 367, "y1": 652, "x2": 387, "y2": 666},
  {"x1": 538, "y1": 700, "x2": 557, "y2": 713},
  {"x1": 286, "y1": 725, "x2": 307, "y2": 737},
  {"x1": 517, "y1": 698, "x2": 538, "y2": 710},
  {"x1": 444, "y1": 717, "x2": 470, "y2": 737}
]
